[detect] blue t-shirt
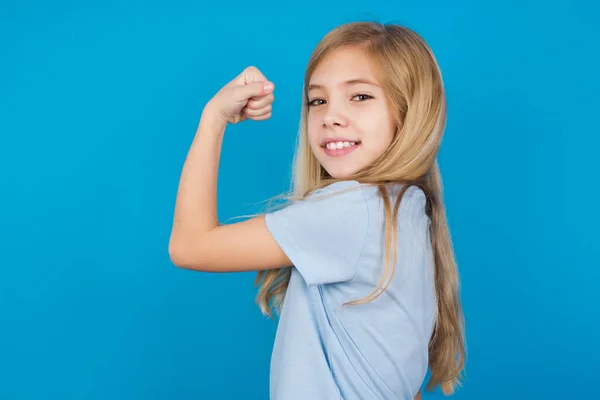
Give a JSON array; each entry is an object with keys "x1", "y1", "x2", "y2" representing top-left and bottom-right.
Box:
[{"x1": 264, "y1": 180, "x2": 436, "y2": 400}]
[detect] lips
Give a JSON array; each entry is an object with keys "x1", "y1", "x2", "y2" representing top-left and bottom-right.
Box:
[
  {"x1": 322, "y1": 141, "x2": 361, "y2": 157},
  {"x1": 320, "y1": 138, "x2": 361, "y2": 147}
]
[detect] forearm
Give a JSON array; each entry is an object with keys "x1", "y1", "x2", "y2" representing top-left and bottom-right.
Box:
[{"x1": 169, "y1": 105, "x2": 226, "y2": 253}]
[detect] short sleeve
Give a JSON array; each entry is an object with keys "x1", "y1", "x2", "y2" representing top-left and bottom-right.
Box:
[{"x1": 264, "y1": 180, "x2": 369, "y2": 286}]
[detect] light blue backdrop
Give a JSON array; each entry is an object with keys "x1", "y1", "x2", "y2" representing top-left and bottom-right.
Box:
[{"x1": 1, "y1": 0, "x2": 598, "y2": 399}]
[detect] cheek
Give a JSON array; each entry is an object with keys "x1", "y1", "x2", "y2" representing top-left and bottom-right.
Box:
[
  {"x1": 307, "y1": 116, "x2": 322, "y2": 144},
  {"x1": 378, "y1": 109, "x2": 396, "y2": 143},
  {"x1": 360, "y1": 114, "x2": 395, "y2": 148},
  {"x1": 383, "y1": 121, "x2": 396, "y2": 145},
  {"x1": 308, "y1": 111, "x2": 320, "y2": 126}
]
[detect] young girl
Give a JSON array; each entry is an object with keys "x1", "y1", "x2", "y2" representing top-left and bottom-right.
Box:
[{"x1": 169, "y1": 21, "x2": 466, "y2": 399}]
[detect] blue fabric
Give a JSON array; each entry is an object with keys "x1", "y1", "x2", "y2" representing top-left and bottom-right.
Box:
[{"x1": 264, "y1": 180, "x2": 437, "y2": 400}]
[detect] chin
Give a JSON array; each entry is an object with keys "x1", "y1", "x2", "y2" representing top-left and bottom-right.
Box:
[{"x1": 322, "y1": 164, "x2": 363, "y2": 180}]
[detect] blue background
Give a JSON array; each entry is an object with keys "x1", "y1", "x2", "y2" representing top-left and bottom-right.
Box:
[{"x1": 1, "y1": 0, "x2": 598, "y2": 399}]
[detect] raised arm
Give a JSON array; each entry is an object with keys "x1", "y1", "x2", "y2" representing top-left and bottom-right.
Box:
[{"x1": 168, "y1": 67, "x2": 291, "y2": 272}]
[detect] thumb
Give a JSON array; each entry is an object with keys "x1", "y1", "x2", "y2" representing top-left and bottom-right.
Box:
[{"x1": 233, "y1": 81, "x2": 275, "y2": 102}]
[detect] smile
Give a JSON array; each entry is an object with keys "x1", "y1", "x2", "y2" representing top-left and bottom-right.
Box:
[{"x1": 322, "y1": 141, "x2": 361, "y2": 157}]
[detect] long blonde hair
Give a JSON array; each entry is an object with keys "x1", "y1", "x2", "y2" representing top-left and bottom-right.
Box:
[{"x1": 254, "y1": 21, "x2": 466, "y2": 395}]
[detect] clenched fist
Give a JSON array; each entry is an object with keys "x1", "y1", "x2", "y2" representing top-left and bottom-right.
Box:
[{"x1": 205, "y1": 66, "x2": 275, "y2": 125}]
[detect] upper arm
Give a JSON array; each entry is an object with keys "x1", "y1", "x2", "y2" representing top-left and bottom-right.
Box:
[
  {"x1": 170, "y1": 180, "x2": 370, "y2": 282},
  {"x1": 169, "y1": 215, "x2": 292, "y2": 272}
]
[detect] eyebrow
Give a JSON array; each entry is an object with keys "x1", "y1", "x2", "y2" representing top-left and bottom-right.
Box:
[{"x1": 307, "y1": 78, "x2": 380, "y2": 91}]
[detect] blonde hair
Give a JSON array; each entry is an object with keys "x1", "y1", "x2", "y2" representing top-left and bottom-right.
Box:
[{"x1": 254, "y1": 21, "x2": 466, "y2": 395}]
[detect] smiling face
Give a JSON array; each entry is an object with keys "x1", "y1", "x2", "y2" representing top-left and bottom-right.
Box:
[{"x1": 306, "y1": 46, "x2": 397, "y2": 179}]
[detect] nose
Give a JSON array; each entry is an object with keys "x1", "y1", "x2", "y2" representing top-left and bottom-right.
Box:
[{"x1": 322, "y1": 108, "x2": 349, "y2": 129}]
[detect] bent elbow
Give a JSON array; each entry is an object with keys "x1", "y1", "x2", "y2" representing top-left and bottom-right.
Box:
[
  {"x1": 169, "y1": 239, "x2": 194, "y2": 269},
  {"x1": 169, "y1": 238, "x2": 210, "y2": 271},
  {"x1": 169, "y1": 248, "x2": 185, "y2": 268}
]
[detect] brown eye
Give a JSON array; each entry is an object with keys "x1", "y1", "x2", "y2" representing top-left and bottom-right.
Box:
[
  {"x1": 307, "y1": 98, "x2": 326, "y2": 107},
  {"x1": 352, "y1": 94, "x2": 373, "y2": 102}
]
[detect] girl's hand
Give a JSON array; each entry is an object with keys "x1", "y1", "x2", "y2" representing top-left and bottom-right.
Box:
[{"x1": 205, "y1": 66, "x2": 275, "y2": 125}]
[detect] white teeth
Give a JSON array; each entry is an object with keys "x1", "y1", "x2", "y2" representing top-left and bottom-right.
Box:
[{"x1": 326, "y1": 141, "x2": 358, "y2": 150}]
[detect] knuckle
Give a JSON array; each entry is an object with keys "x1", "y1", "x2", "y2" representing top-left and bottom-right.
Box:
[
  {"x1": 246, "y1": 100, "x2": 259, "y2": 109},
  {"x1": 246, "y1": 108, "x2": 260, "y2": 116}
]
